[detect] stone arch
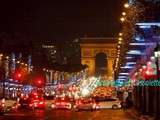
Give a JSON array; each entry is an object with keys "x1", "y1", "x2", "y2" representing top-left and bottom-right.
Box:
[{"x1": 80, "y1": 37, "x2": 117, "y2": 80}]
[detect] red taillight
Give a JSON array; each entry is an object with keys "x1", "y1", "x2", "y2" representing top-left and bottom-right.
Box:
[
  {"x1": 78, "y1": 102, "x2": 82, "y2": 105},
  {"x1": 56, "y1": 102, "x2": 60, "y2": 105},
  {"x1": 61, "y1": 102, "x2": 65, "y2": 105},
  {"x1": 29, "y1": 104, "x2": 33, "y2": 107},
  {"x1": 34, "y1": 104, "x2": 37, "y2": 107},
  {"x1": 2, "y1": 104, "x2": 5, "y2": 107}
]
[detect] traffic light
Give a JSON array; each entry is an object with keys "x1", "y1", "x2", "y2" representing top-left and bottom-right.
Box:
[
  {"x1": 35, "y1": 78, "x2": 44, "y2": 87},
  {"x1": 17, "y1": 73, "x2": 22, "y2": 78},
  {"x1": 15, "y1": 72, "x2": 22, "y2": 80},
  {"x1": 37, "y1": 80, "x2": 42, "y2": 84}
]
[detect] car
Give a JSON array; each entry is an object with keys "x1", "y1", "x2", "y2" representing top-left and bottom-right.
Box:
[
  {"x1": 30, "y1": 97, "x2": 45, "y2": 109},
  {"x1": 98, "y1": 98, "x2": 121, "y2": 109},
  {"x1": 73, "y1": 98, "x2": 100, "y2": 111},
  {"x1": 12, "y1": 96, "x2": 34, "y2": 111},
  {"x1": 51, "y1": 97, "x2": 72, "y2": 110}
]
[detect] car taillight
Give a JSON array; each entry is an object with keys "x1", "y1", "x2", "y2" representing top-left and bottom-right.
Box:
[
  {"x1": 56, "y1": 102, "x2": 60, "y2": 105},
  {"x1": 29, "y1": 104, "x2": 33, "y2": 107},
  {"x1": 2, "y1": 103, "x2": 5, "y2": 107},
  {"x1": 61, "y1": 102, "x2": 65, "y2": 105},
  {"x1": 78, "y1": 102, "x2": 82, "y2": 105},
  {"x1": 34, "y1": 104, "x2": 37, "y2": 107}
]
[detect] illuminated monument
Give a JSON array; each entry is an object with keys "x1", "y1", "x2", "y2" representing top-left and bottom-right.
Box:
[{"x1": 80, "y1": 37, "x2": 117, "y2": 80}]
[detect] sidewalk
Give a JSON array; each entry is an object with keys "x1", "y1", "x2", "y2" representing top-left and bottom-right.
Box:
[{"x1": 127, "y1": 107, "x2": 155, "y2": 120}]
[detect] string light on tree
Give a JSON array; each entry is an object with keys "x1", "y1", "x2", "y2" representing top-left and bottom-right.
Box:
[
  {"x1": 119, "y1": 33, "x2": 123, "y2": 36},
  {"x1": 124, "y1": 3, "x2": 129, "y2": 8},
  {"x1": 122, "y1": 12, "x2": 126, "y2": 16},
  {"x1": 120, "y1": 17, "x2": 125, "y2": 22}
]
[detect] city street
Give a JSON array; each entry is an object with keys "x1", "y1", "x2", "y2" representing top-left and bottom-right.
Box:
[
  {"x1": 0, "y1": 109, "x2": 136, "y2": 120},
  {"x1": 0, "y1": 0, "x2": 159, "y2": 120}
]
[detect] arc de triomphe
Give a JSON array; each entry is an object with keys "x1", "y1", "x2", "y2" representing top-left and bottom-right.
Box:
[{"x1": 80, "y1": 37, "x2": 117, "y2": 80}]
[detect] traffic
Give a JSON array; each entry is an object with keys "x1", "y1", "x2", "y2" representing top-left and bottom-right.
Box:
[{"x1": 0, "y1": 92, "x2": 123, "y2": 115}]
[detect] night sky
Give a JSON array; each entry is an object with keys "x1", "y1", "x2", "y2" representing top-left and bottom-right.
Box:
[{"x1": 0, "y1": 0, "x2": 123, "y2": 42}]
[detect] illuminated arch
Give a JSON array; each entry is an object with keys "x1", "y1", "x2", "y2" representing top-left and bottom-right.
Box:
[{"x1": 80, "y1": 37, "x2": 117, "y2": 80}]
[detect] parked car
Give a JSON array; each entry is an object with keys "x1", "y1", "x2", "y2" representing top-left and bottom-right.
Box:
[
  {"x1": 51, "y1": 97, "x2": 72, "y2": 110},
  {"x1": 73, "y1": 98, "x2": 100, "y2": 111},
  {"x1": 98, "y1": 98, "x2": 121, "y2": 109}
]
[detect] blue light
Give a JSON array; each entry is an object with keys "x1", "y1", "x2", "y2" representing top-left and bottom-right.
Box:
[
  {"x1": 130, "y1": 42, "x2": 154, "y2": 46},
  {"x1": 121, "y1": 66, "x2": 134, "y2": 69},
  {"x1": 126, "y1": 62, "x2": 136, "y2": 65},
  {"x1": 134, "y1": 36, "x2": 145, "y2": 42},
  {"x1": 136, "y1": 23, "x2": 160, "y2": 27},
  {"x1": 118, "y1": 76, "x2": 128, "y2": 79},
  {"x1": 126, "y1": 56, "x2": 133, "y2": 59},
  {"x1": 129, "y1": 0, "x2": 134, "y2": 4},
  {"x1": 127, "y1": 50, "x2": 144, "y2": 55},
  {"x1": 117, "y1": 79, "x2": 126, "y2": 81},
  {"x1": 119, "y1": 73, "x2": 129, "y2": 75},
  {"x1": 139, "y1": 26, "x2": 151, "y2": 29}
]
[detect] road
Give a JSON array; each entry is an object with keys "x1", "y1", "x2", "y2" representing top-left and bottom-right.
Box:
[{"x1": 0, "y1": 108, "x2": 137, "y2": 120}]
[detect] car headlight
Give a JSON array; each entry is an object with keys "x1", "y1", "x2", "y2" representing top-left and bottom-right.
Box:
[
  {"x1": 51, "y1": 104, "x2": 55, "y2": 108},
  {"x1": 93, "y1": 104, "x2": 96, "y2": 109}
]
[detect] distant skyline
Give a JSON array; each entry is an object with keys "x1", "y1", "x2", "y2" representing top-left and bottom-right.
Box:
[{"x1": 0, "y1": 0, "x2": 124, "y2": 42}]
